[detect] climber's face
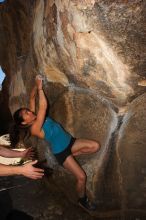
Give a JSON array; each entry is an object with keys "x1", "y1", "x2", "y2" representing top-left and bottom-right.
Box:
[{"x1": 21, "y1": 108, "x2": 36, "y2": 125}]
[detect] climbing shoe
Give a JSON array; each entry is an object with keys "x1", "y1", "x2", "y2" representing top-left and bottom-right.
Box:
[{"x1": 78, "y1": 195, "x2": 97, "y2": 212}]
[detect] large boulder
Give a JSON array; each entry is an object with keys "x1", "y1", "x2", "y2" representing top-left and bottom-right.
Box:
[{"x1": 0, "y1": 0, "x2": 146, "y2": 217}]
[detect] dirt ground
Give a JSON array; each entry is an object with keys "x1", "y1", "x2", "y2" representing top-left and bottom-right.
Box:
[{"x1": 0, "y1": 175, "x2": 145, "y2": 220}]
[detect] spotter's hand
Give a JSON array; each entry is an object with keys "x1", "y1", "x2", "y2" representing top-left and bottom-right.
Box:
[{"x1": 21, "y1": 147, "x2": 35, "y2": 159}]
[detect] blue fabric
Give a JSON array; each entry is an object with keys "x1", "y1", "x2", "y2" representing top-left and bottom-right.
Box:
[{"x1": 42, "y1": 117, "x2": 72, "y2": 154}]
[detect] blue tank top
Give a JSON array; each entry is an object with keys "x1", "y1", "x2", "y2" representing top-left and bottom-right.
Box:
[{"x1": 42, "y1": 117, "x2": 72, "y2": 154}]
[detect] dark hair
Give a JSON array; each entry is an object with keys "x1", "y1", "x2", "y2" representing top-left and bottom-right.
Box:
[
  {"x1": 13, "y1": 108, "x2": 24, "y2": 126},
  {"x1": 9, "y1": 108, "x2": 31, "y2": 148}
]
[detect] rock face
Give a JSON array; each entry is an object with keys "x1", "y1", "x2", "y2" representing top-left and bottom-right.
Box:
[{"x1": 0, "y1": 0, "x2": 146, "y2": 217}]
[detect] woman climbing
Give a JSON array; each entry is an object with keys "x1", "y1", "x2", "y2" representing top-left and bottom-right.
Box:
[{"x1": 10, "y1": 75, "x2": 100, "y2": 212}]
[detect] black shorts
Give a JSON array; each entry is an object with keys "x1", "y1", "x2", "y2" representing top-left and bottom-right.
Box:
[{"x1": 54, "y1": 137, "x2": 76, "y2": 166}]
